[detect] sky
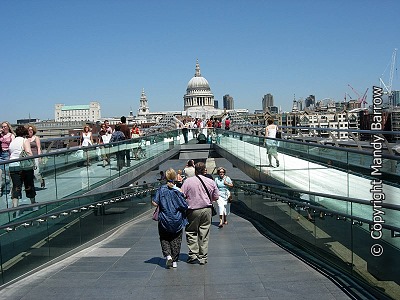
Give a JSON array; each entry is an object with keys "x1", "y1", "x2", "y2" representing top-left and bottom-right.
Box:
[{"x1": 1, "y1": 0, "x2": 399, "y2": 123}]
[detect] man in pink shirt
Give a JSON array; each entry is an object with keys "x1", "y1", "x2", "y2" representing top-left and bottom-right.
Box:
[{"x1": 181, "y1": 162, "x2": 219, "y2": 265}]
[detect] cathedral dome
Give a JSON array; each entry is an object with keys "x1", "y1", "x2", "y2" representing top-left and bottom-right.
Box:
[
  {"x1": 186, "y1": 60, "x2": 211, "y2": 92},
  {"x1": 183, "y1": 60, "x2": 214, "y2": 113},
  {"x1": 187, "y1": 76, "x2": 210, "y2": 90}
]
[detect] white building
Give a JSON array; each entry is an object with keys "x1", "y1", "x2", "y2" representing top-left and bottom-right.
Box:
[
  {"x1": 137, "y1": 88, "x2": 150, "y2": 116},
  {"x1": 184, "y1": 60, "x2": 222, "y2": 119},
  {"x1": 55, "y1": 102, "x2": 101, "y2": 122}
]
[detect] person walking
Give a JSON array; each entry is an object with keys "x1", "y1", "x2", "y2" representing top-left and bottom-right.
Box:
[
  {"x1": 119, "y1": 116, "x2": 131, "y2": 167},
  {"x1": 181, "y1": 162, "x2": 219, "y2": 265},
  {"x1": 152, "y1": 168, "x2": 188, "y2": 268},
  {"x1": 265, "y1": 118, "x2": 280, "y2": 167},
  {"x1": 181, "y1": 119, "x2": 189, "y2": 144},
  {"x1": 98, "y1": 123, "x2": 111, "y2": 167},
  {"x1": 0, "y1": 121, "x2": 15, "y2": 195},
  {"x1": 214, "y1": 167, "x2": 233, "y2": 228},
  {"x1": 130, "y1": 123, "x2": 141, "y2": 160},
  {"x1": 79, "y1": 125, "x2": 94, "y2": 166},
  {"x1": 26, "y1": 124, "x2": 45, "y2": 188},
  {"x1": 183, "y1": 159, "x2": 195, "y2": 178},
  {"x1": 8, "y1": 125, "x2": 37, "y2": 212},
  {"x1": 109, "y1": 124, "x2": 126, "y2": 171}
]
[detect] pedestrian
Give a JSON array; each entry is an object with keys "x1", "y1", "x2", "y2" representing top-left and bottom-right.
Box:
[
  {"x1": 183, "y1": 159, "x2": 195, "y2": 178},
  {"x1": 26, "y1": 124, "x2": 45, "y2": 188},
  {"x1": 181, "y1": 162, "x2": 219, "y2": 265},
  {"x1": 175, "y1": 169, "x2": 184, "y2": 188},
  {"x1": 181, "y1": 119, "x2": 189, "y2": 144},
  {"x1": 152, "y1": 168, "x2": 188, "y2": 268},
  {"x1": 0, "y1": 121, "x2": 15, "y2": 196},
  {"x1": 8, "y1": 125, "x2": 37, "y2": 212},
  {"x1": 119, "y1": 116, "x2": 131, "y2": 167},
  {"x1": 109, "y1": 124, "x2": 126, "y2": 171},
  {"x1": 79, "y1": 125, "x2": 93, "y2": 166},
  {"x1": 214, "y1": 167, "x2": 233, "y2": 228},
  {"x1": 265, "y1": 118, "x2": 280, "y2": 167},
  {"x1": 98, "y1": 123, "x2": 111, "y2": 167}
]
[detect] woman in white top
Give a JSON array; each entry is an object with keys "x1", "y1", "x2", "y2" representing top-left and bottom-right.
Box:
[
  {"x1": 80, "y1": 125, "x2": 93, "y2": 147},
  {"x1": 214, "y1": 167, "x2": 233, "y2": 228},
  {"x1": 80, "y1": 125, "x2": 93, "y2": 166},
  {"x1": 9, "y1": 125, "x2": 37, "y2": 210},
  {"x1": 265, "y1": 118, "x2": 280, "y2": 167},
  {"x1": 183, "y1": 160, "x2": 195, "y2": 178}
]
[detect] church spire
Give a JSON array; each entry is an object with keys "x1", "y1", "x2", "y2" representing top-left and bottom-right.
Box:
[
  {"x1": 195, "y1": 59, "x2": 201, "y2": 77},
  {"x1": 138, "y1": 88, "x2": 149, "y2": 116}
]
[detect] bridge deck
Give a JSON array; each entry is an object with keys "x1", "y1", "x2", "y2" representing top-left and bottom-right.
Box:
[{"x1": 0, "y1": 212, "x2": 350, "y2": 300}]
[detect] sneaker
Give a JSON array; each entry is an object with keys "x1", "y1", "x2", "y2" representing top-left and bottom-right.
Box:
[
  {"x1": 172, "y1": 262, "x2": 177, "y2": 268},
  {"x1": 186, "y1": 257, "x2": 197, "y2": 264},
  {"x1": 166, "y1": 255, "x2": 173, "y2": 268},
  {"x1": 276, "y1": 161, "x2": 280, "y2": 167},
  {"x1": 199, "y1": 260, "x2": 207, "y2": 265}
]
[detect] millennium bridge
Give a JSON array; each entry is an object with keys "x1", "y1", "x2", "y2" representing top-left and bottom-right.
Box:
[{"x1": 0, "y1": 125, "x2": 399, "y2": 300}]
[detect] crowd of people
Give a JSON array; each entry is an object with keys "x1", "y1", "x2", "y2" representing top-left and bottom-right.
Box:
[
  {"x1": 1, "y1": 123, "x2": 42, "y2": 214},
  {"x1": 152, "y1": 118, "x2": 282, "y2": 269},
  {"x1": 176, "y1": 116, "x2": 231, "y2": 144},
  {"x1": 152, "y1": 159, "x2": 237, "y2": 268},
  {"x1": 0, "y1": 116, "x2": 146, "y2": 211},
  {"x1": 1, "y1": 116, "x2": 283, "y2": 262},
  {"x1": 78, "y1": 116, "x2": 143, "y2": 169}
]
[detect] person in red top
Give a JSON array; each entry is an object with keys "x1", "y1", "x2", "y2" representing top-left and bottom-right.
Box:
[
  {"x1": 130, "y1": 123, "x2": 140, "y2": 138},
  {"x1": 130, "y1": 124, "x2": 141, "y2": 159},
  {"x1": 224, "y1": 118, "x2": 231, "y2": 130}
]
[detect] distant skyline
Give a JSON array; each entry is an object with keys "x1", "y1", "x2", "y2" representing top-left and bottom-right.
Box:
[{"x1": 1, "y1": 0, "x2": 399, "y2": 123}]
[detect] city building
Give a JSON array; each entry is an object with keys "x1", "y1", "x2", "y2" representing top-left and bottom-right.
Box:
[
  {"x1": 262, "y1": 93, "x2": 274, "y2": 110},
  {"x1": 214, "y1": 100, "x2": 219, "y2": 109},
  {"x1": 55, "y1": 102, "x2": 101, "y2": 122},
  {"x1": 305, "y1": 95, "x2": 315, "y2": 108},
  {"x1": 391, "y1": 107, "x2": 400, "y2": 138},
  {"x1": 392, "y1": 90, "x2": 400, "y2": 106},
  {"x1": 223, "y1": 94, "x2": 234, "y2": 110},
  {"x1": 17, "y1": 118, "x2": 41, "y2": 125},
  {"x1": 262, "y1": 93, "x2": 278, "y2": 113},
  {"x1": 183, "y1": 60, "x2": 217, "y2": 119},
  {"x1": 137, "y1": 88, "x2": 150, "y2": 116},
  {"x1": 33, "y1": 120, "x2": 91, "y2": 140}
]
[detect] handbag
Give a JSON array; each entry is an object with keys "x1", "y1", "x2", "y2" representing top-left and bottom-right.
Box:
[
  {"x1": 19, "y1": 150, "x2": 35, "y2": 170},
  {"x1": 196, "y1": 175, "x2": 217, "y2": 216},
  {"x1": 152, "y1": 206, "x2": 159, "y2": 221},
  {"x1": 228, "y1": 194, "x2": 233, "y2": 203}
]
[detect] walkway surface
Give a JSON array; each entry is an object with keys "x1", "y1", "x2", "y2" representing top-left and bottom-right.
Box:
[{"x1": 0, "y1": 211, "x2": 351, "y2": 300}]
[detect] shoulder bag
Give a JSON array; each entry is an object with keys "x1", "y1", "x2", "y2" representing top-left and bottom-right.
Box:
[
  {"x1": 196, "y1": 175, "x2": 217, "y2": 216},
  {"x1": 20, "y1": 149, "x2": 35, "y2": 170},
  {"x1": 152, "y1": 206, "x2": 159, "y2": 221}
]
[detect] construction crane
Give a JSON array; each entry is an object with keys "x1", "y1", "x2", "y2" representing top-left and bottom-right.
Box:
[
  {"x1": 380, "y1": 48, "x2": 397, "y2": 95},
  {"x1": 348, "y1": 84, "x2": 369, "y2": 108},
  {"x1": 344, "y1": 93, "x2": 353, "y2": 102},
  {"x1": 360, "y1": 88, "x2": 369, "y2": 107}
]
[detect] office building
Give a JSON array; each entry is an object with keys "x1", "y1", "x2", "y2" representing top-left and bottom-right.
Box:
[
  {"x1": 223, "y1": 94, "x2": 234, "y2": 110},
  {"x1": 262, "y1": 94, "x2": 274, "y2": 112},
  {"x1": 55, "y1": 102, "x2": 101, "y2": 122}
]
